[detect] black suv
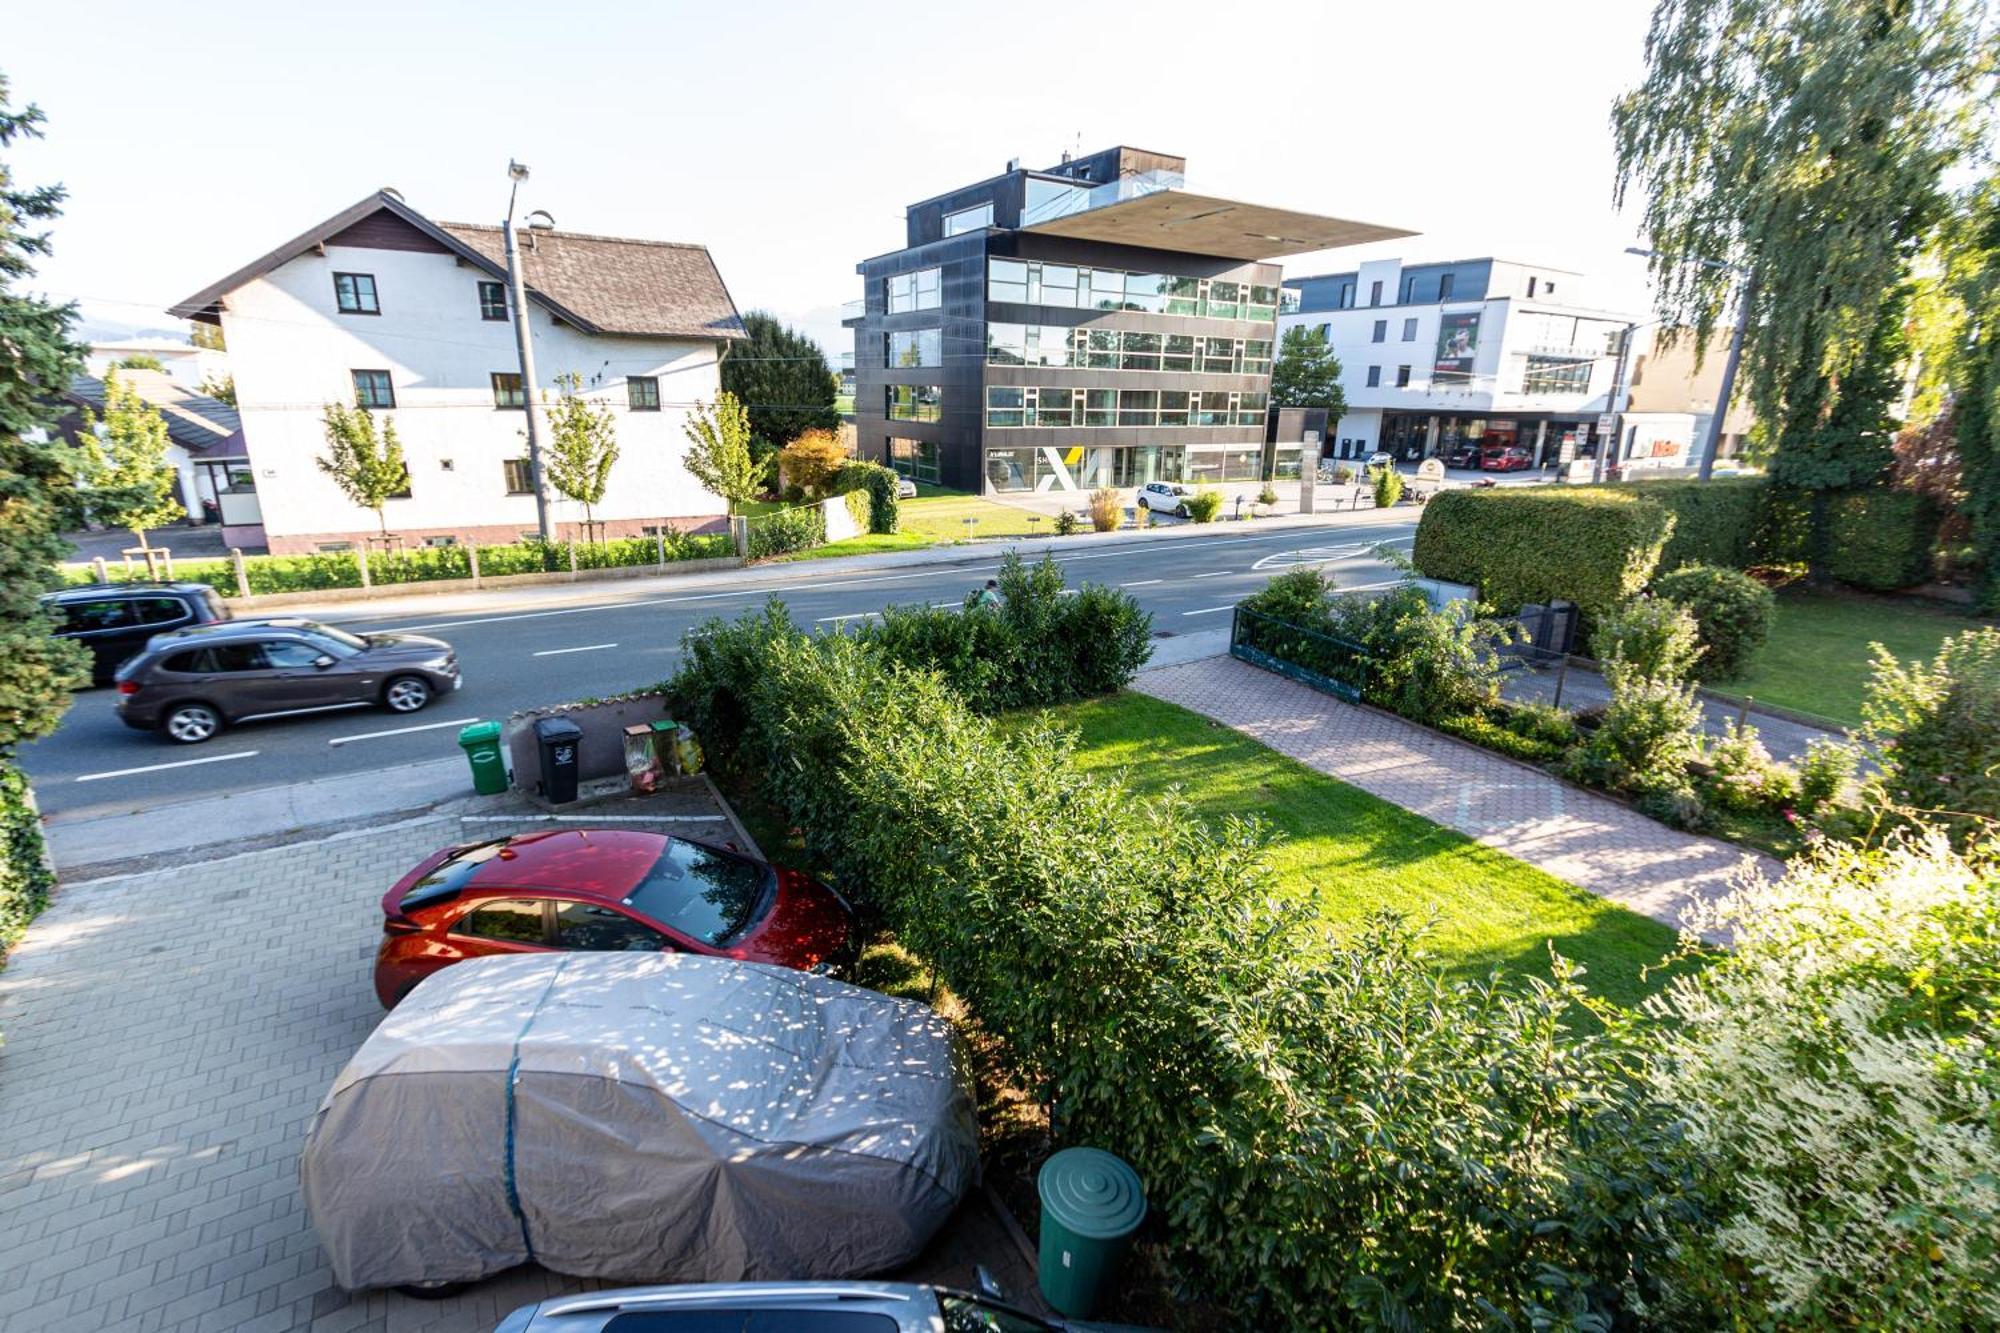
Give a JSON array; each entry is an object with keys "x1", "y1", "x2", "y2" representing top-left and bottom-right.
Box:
[
  {"x1": 41, "y1": 582, "x2": 231, "y2": 686},
  {"x1": 114, "y1": 618, "x2": 460, "y2": 744}
]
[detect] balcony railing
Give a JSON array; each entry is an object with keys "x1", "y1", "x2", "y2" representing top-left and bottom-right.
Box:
[
  {"x1": 1020, "y1": 169, "x2": 1188, "y2": 228},
  {"x1": 840, "y1": 298, "x2": 865, "y2": 321}
]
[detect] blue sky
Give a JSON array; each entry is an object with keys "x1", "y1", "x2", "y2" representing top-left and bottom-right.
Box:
[{"x1": 9, "y1": 0, "x2": 1660, "y2": 357}]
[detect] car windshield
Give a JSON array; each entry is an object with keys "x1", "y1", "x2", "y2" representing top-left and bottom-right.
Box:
[
  {"x1": 304, "y1": 623, "x2": 369, "y2": 652},
  {"x1": 622, "y1": 839, "x2": 771, "y2": 946},
  {"x1": 401, "y1": 839, "x2": 510, "y2": 911}
]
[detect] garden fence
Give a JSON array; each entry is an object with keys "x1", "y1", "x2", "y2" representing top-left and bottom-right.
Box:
[{"x1": 1229, "y1": 604, "x2": 1373, "y2": 703}]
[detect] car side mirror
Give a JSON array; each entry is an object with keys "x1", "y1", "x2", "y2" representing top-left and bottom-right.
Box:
[
  {"x1": 313, "y1": 655, "x2": 336, "y2": 669},
  {"x1": 725, "y1": 841, "x2": 740, "y2": 852}
]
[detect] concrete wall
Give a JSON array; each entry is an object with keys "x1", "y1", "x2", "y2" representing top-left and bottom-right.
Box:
[
  {"x1": 221, "y1": 243, "x2": 727, "y2": 552},
  {"x1": 503, "y1": 691, "x2": 674, "y2": 794}
]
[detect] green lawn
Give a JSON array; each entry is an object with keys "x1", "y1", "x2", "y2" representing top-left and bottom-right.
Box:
[
  {"x1": 1724, "y1": 588, "x2": 1988, "y2": 727},
  {"x1": 897, "y1": 490, "x2": 1056, "y2": 542},
  {"x1": 776, "y1": 531, "x2": 936, "y2": 561},
  {"x1": 1042, "y1": 692, "x2": 1681, "y2": 1006}
]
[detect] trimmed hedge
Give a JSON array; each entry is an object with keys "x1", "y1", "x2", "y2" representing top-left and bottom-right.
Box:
[
  {"x1": 1412, "y1": 487, "x2": 1673, "y2": 619},
  {"x1": 1, "y1": 762, "x2": 54, "y2": 967},
  {"x1": 833, "y1": 459, "x2": 900, "y2": 534},
  {"x1": 1826, "y1": 490, "x2": 1941, "y2": 591},
  {"x1": 1609, "y1": 478, "x2": 1767, "y2": 573},
  {"x1": 842, "y1": 488, "x2": 871, "y2": 535},
  {"x1": 747, "y1": 504, "x2": 825, "y2": 558}
]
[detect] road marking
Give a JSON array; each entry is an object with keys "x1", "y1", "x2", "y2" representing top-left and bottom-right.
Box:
[
  {"x1": 532, "y1": 642, "x2": 618, "y2": 657},
  {"x1": 1119, "y1": 579, "x2": 1162, "y2": 587},
  {"x1": 75, "y1": 751, "x2": 260, "y2": 783},
  {"x1": 816, "y1": 611, "x2": 880, "y2": 624},
  {"x1": 327, "y1": 717, "x2": 478, "y2": 747},
  {"x1": 1192, "y1": 570, "x2": 1233, "y2": 579},
  {"x1": 1182, "y1": 606, "x2": 1235, "y2": 617},
  {"x1": 930, "y1": 600, "x2": 961, "y2": 608},
  {"x1": 1339, "y1": 579, "x2": 1409, "y2": 592}
]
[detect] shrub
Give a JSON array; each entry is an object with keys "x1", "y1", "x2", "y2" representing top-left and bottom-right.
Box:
[
  {"x1": 1240, "y1": 566, "x2": 1337, "y2": 628},
  {"x1": 1088, "y1": 486, "x2": 1122, "y2": 532},
  {"x1": 833, "y1": 459, "x2": 900, "y2": 534},
  {"x1": 1053, "y1": 508, "x2": 1079, "y2": 536},
  {"x1": 1333, "y1": 464, "x2": 1355, "y2": 484},
  {"x1": 842, "y1": 487, "x2": 871, "y2": 535},
  {"x1": 1183, "y1": 487, "x2": 1224, "y2": 523},
  {"x1": 1701, "y1": 720, "x2": 1801, "y2": 815},
  {"x1": 1567, "y1": 672, "x2": 1704, "y2": 793},
  {"x1": 367, "y1": 544, "x2": 472, "y2": 585},
  {"x1": 1643, "y1": 834, "x2": 2000, "y2": 1328},
  {"x1": 1612, "y1": 477, "x2": 1768, "y2": 572},
  {"x1": 1373, "y1": 466, "x2": 1404, "y2": 508},
  {"x1": 666, "y1": 609, "x2": 1688, "y2": 1329},
  {"x1": 1634, "y1": 780, "x2": 1719, "y2": 833},
  {"x1": 1413, "y1": 487, "x2": 1673, "y2": 621},
  {"x1": 1860, "y1": 626, "x2": 2000, "y2": 843},
  {"x1": 1434, "y1": 709, "x2": 1564, "y2": 764},
  {"x1": 0, "y1": 763, "x2": 53, "y2": 964},
  {"x1": 1323, "y1": 584, "x2": 1508, "y2": 721},
  {"x1": 1651, "y1": 563, "x2": 1775, "y2": 681},
  {"x1": 777, "y1": 427, "x2": 847, "y2": 497},
  {"x1": 1826, "y1": 489, "x2": 1942, "y2": 591},
  {"x1": 1503, "y1": 699, "x2": 1580, "y2": 749},
  {"x1": 1799, "y1": 737, "x2": 1862, "y2": 813},
  {"x1": 747, "y1": 503, "x2": 826, "y2": 558},
  {"x1": 1591, "y1": 597, "x2": 1703, "y2": 683},
  {"x1": 1257, "y1": 484, "x2": 1278, "y2": 507}
]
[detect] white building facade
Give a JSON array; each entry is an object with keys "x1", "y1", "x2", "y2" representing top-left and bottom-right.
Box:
[
  {"x1": 1279, "y1": 257, "x2": 1638, "y2": 470},
  {"x1": 171, "y1": 192, "x2": 744, "y2": 553}
]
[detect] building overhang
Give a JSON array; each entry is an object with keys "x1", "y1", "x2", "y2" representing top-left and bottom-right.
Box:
[{"x1": 1019, "y1": 189, "x2": 1414, "y2": 261}]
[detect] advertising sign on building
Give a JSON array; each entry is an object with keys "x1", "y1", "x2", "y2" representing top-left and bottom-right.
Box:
[{"x1": 1433, "y1": 312, "x2": 1480, "y2": 381}]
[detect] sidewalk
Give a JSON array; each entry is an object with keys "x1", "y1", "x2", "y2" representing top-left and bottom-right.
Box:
[
  {"x1": 1501, "y1": 659, "x2": 1846, "y2": 762},
  {"x1": 1136, "y1": 655, "x2": 1779, "y2": 935}
]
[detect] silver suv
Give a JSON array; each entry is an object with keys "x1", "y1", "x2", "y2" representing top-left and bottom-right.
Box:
[{"x1": 114, "y1": 618, "x2": 459, "y2": 744}]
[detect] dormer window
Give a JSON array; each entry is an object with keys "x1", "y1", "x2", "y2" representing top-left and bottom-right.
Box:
[{"x1": 334, "y1": 273, "x2": 379, "y2": 315}]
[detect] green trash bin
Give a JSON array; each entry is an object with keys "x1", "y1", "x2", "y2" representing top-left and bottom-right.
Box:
[
  {"x1": 1037, "y1": 1146, "x2": 1147, "y2": 1318},
  {"x1": 457, "y1": 720, "x2": 509, "y2": 796}
]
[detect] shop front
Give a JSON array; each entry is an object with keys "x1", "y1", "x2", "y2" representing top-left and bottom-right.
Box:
[
  {"x1": 1379, "y1": 412, "x2": 1602, "y2": 466},
  {"x1": 983, "y1": 441, "x2": 1266, "y2": 493}
]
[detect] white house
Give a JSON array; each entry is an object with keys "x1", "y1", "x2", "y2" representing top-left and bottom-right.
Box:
[
  {"x1": 85, "y1": 337, "x2": 228, "y2": 390},
  {"x1": 60, "y1": 368, "x2": 250, "y2": 525},
  {"x1": 169, "y1": 190, "x2": 745, "y2": 553}
]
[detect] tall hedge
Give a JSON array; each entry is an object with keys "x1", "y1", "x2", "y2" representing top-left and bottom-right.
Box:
[
  {"x1": 0, "y1": 765, "x2": 53, "y2": 966},
  {"x1": 1610, "y1": 478, "x2": 1767, "y2": 572},
  {"x1": 1826, "y1": 490, "x2": 1941, "y2": 590},
  {"x1": 833, "y1": 459, "x2": 900, "y2": 534},
  {"x1": 1412, "y1": 487, "x2": 1673, "y2": 619}
]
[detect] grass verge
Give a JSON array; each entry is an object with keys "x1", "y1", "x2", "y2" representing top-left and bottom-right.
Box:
[{"x1": 1724, "y1": 588, "x2": 1986, "y2": 727}]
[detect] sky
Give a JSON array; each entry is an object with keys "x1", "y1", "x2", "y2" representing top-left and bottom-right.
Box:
[{"x1": 7, "y1": 0, "x2": 1664, "y2": 359}]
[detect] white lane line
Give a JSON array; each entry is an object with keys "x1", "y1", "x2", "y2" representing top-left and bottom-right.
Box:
[
  {"x1": 328, "y1": 717, "x2": 478, "y2": 747},
  {"x1": 816, "y1": 611, "x2": 880, "y2": 624},
  {"x1": 532, "y1": 642, "x2": 618, "y2": 657},
  {"x1": 1339, "y1": 579, "x2": 1410, "y2": 592},
  {"x1": 1120, "y1": 579, "x2": 1162, "y2": 587},
  {"x1": 1192, "y1": 570, "x2": 1234, "y2": 579},
  {"x1": 930, "y1": 601, "x2": 961, "y2": 608},
  {"x1": 1182, "y1": 605, "x2": 1235, "y2": 617},
  {"x1": 75, "y1": 751, "x2": 260, "y2": 783}
]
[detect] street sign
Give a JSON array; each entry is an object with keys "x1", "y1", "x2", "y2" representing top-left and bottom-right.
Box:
[{"x1": 1596, "y1": 413, "x2": 1617, "y2": 434}]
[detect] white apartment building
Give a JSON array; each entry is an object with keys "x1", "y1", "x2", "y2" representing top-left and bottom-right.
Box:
[
  {"x1": 169, "y1": 190, "x2": 745, "y2": 553},
  {"x1": 1279, "y1": 257, "x2": 1635, "y2": 469},
  {"x1": 85, "y1": 338, "x2": 229, "y2": 390}
]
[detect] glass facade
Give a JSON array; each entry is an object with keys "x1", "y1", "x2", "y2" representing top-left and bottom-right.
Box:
[
  {"x1": 943, "y1": 202, "x2": 994, "y2": 236},
  {"x1": 983, "y1": 442, "x2": 1265, "y2": 493},
  {"x1": 985, "y1": 324, "x2": 1270, "y2": 374},
  {"x1": 887, "y1": 384, "x2": 942, "y2": 422},
  {"x1": 886, "y1": 329, "x2": 941, "y2": 367},
  {"x1": 1522, "y1": 356, "x2": 1593, "y2": 393},
  {"x1": 887, "y1": 437, "x2": 940, "y2": 483},
  {"x1": 987, "y1": 259, "x2": 1278, "y2": 322},
  {"x1": 986, "y1": 385, "x2": 1265, "y2": 429},
  {"x1": 887, "y1": 268, "x2": 940, "y2": 313}
]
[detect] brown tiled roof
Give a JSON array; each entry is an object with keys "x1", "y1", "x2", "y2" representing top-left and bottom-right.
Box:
[{"x1": 438, "y1": 223, "x2": 746, "y2": 341}]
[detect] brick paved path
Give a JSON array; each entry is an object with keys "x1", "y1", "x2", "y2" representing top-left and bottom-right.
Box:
[{"x1": 1137, "y1": 657, "x2": 1780, "y2": 933}]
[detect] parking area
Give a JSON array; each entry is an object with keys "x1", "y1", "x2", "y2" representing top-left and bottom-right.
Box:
[{"x1": 0, "y1": 810, "x2": 1031, "y2": 1333}]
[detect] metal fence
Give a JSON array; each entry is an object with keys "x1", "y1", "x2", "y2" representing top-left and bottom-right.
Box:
[{"x1": 1228, "y1": 604, "x2": 1372, "y2": 704}]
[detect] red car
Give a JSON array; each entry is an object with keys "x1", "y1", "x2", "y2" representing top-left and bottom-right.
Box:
[
  {"x1": 372, "y1": 830, "x2": 857, "y2": 1008},
  {"x1": 1480, "y1": 444, "x2": 1534, "y2": 472}
]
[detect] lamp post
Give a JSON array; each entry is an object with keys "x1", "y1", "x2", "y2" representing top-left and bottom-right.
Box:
[
  {"x1": 1626, "y1": 246, "x2": 1753, "y2": 482},
  {"x1": 505, "y1": 161, "x2": 555, "y2": 543}
]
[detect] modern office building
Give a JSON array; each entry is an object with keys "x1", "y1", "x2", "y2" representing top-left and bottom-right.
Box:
[
  {"x1": 1279, "y1": 257, "x2": 1636, "y2": 468},
  {"x1": 847, "y1": 147, "x2": 1410, "y2": 493}
]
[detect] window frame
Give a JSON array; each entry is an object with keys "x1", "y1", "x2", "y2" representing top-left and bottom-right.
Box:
[
  {"x1": 351, "y1": 369, "x2": 396, "y2": 410},
  {"x1": 503, "y1": 458, "x2": 537, "y2": 495},
  {"x1": 491, "y1": 371, "x2": 526, "y2": 410},
  {"x1": 332, "y1": 272, "x2": 379, "y2": 315},
  {"x1": 942, "y1": 201, "x2": 996, "y2": 236},
  {"x1": 1371, "y1": 319, "x2": 1387, "y2": 344},
  {"x1": 1366, "y1": 365, "x2": 1382, "y2": 388},
  {"x1": 449, "y1": 897, "x2": 553, "y2": 946},
  {"x1": 478, "y1": 280, "x2": 509, "y2": 321},
  {"x1": 626, "y1": 376, "x2": 661, "y2": 411}
]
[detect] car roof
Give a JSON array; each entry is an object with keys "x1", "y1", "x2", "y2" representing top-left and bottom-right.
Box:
[
  {"x1": 465, "y1": 829, "x2": 673, "y2": 898},
  {"x1": 144, "y1": 618, "x2": 320, "y2": 646},
  {"x1": 44, "y1": 581, "x2": 214, "y2": 602},
  {"x1": 525, "y1": 1282, "x2": 935, "y2": 1330}
]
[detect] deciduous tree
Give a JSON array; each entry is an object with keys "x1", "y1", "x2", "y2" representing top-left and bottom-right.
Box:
[
  {"x1": 75, "y1": 367, "x2": 186, "y2": 553},
  {"x1": 720, "y1": 312, "x2": 838, "y2": 446},
  {"x1": 543, "y1": 372, "x2": 619, "y2": 533},
  {"x1": 777, "y1": 428, "x2": 846, "y2": 498},
  {"x1": 1270, "y1": 325, "x2": 1346, "y2": 417},
  {"x1": 316, "y1": 401, "x2": 408, "y2": 538},
  {"x1": 682, "y1": 390, "x2": 759, "y2": 515}
]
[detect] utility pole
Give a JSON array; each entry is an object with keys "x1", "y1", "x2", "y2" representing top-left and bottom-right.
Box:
[
  {"x1": 504, "y1": 160, "x2": 554, "y2": 544},
  {"x1": 1594, "y1": 321, "x2": 1638, "y2": 485},
  {"x1": 1696, "y1": 271, "x2": 1754, "y2": 482}
]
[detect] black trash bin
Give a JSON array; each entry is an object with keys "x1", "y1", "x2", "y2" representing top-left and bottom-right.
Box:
[{"x1": 533, "y1": 716, "x2": 583, "y2": 804}]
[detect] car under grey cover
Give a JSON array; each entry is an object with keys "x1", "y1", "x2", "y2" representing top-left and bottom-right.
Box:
[{"x1": 299, "y1": 951, "x2": 979, "y2": 1291}]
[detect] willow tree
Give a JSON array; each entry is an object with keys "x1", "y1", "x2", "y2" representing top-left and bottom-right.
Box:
[
  {"x1": 1953, "y1": 181, "x2": 2000, "y2": 608},
  {"x1": 1612, "y1": 0, "x2": 1997, "y2": 432}
]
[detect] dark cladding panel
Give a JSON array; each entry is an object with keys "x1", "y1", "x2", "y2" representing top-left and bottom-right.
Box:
[{"x1": 325, "y1": 209, "x2": 453, "y2": 254}]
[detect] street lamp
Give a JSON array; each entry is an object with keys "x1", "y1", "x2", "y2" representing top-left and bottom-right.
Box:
[
  {"x1": 505, "y1": 160, "x2": 555, "y2": 543},
  {"x1": 1626, "y1": 245, "x2": 1755, "y2": 482}
]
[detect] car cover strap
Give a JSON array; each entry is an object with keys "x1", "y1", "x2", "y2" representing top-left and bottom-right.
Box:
[{"x1": 503, "y1": 956, "x2": 571, "y2": 1262}]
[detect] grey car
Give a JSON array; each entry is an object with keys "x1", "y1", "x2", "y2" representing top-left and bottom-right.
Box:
[
  {"x1": 493, "y1": 1281, "x2": 1150, "y2": 1333},
  {"x1": 114, "y1": 618, "x2": 460, "y2": 744}
]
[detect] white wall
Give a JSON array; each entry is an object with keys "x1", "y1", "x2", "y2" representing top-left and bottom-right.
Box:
[
  {"x1": 221, "y1": 243, "x2": 726, "y2": 549},
  {"x1": 86, "y1": 341, "x2": 226, "y2": 389}
]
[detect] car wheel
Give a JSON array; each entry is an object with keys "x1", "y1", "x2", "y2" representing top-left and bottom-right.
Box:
[
  {"x1": 162, "y1": 702, "x2": 222, "y2": 745},
  {"x1": 382, "y1": 675, "x2": 432, "y2": 714},
  {"x1": 1176, "y1": 504, "x2": 1189, "y2": 518}
]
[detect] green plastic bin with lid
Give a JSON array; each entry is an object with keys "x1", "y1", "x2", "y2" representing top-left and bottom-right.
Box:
[
  {"x1": 1037, "y1": 1146, "x2": 1147, "y2": 1318},
  {"x1": 457, "y1": 720, "x2": 509, "y2": 796}
]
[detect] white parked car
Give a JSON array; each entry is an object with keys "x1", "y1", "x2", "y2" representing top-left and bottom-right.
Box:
[
  {"x1": 896, "y1": 476, "x2": 918, "y2": 499},
  {"x1": 1366, "y1": 451, "x2": 1396, "y2": 473},
  {"x1": 1135, "y1": 481, "x2": 1193, "y2": 515}
]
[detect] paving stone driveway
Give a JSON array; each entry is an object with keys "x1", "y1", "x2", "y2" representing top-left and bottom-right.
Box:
[
  {"x1": 0, "y1": 813, "x2": 1021, "y2": 1333},
  {"x1": 1138, "y1": 656, "x2": 1781, "y2": 932}
]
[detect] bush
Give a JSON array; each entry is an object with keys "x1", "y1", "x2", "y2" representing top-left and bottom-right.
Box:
[
  {"x1": 1567, "y1": 672, "x2": 1705, "y2": 793},
  {"x1": 1413, "y1": 487, "x2": 1673, "y2": 620},
  {"x1": 1434, "y1": 709, "x2": 1565, "y2": 764},
  {"x1": 1860, "y1": 626, "x2": 2000, "y2": 844},
  {"x1": 777, "y1": 428, "x2": 847, "y2": 498},
  {"x1": 1611, "y1": 477, "x2": 1769, "y2": 572},
  {"x1": 1182, "y1": 487, "x2": 1224, "y2": 523},
  {"x1": 842, "y1": 487, "x2": 871, "y2": 535},
  {"x1": 666, "y1": 608, "x2": 1687, "y2": 1329},
  {"x1": 1651, "y1": 563, "x2": 1775, "y2": 681},
  {"x1": 1799, "y1": 736, "x2": 1861, "y2": 813},
  {"x1": 1503, "y1": 698, "x2": 1580, "y2": 749},
  {"x1": 1634, "y1": 780, "x2": 1719, "y2": 833},
  {"x1": 1333, "y1": 464, "x2": 1355, "y2": 484},
  {"x1": 1257, "y1": 484, "x2": 1278, "y2": 507},
  {"x1": 1053, "y1": 509, "x2": 1079, "y2": 537},
  {"x1": 1373, "y1": 466, "x2": 1404, "y2": 508},
  {"x1": 1240, "y1": 566, "x2": 1336, "y2": 627},
  {"x1": 1088, "y1": 486, "x2": 1122, "y2": 532},
  {"x1": 0, "y1": 763, "x2": 53, "y2": 964},
  {"x1": 832, "y1": 459, "x2": 900, "y2": 534},
  {"x1": 1644, "y1": 834, "x2": 2000, "y2": 1328},
  {"x1": 1590, "y1": 597, "x2": 1703, "y2": 683},
  {"x1": 367, "y1": 544, "x2": 472, "y2": 585},
  {"x1": 747, "y1": 503, "x2": 826, "y2": 558},
  {"x1": 1701, "y1": 719, "x2": 1802, "y2": 815},
  {"x1": 854, "y1": 553, "x2": 1150, "y2": 711},
  {"x1": 1826, "y1": 489, "x2": 1942, "y2": 591}
]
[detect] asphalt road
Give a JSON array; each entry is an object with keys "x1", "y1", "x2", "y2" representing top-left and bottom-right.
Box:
[{"x1": 22, "y1": 516, "x2": 1418, "y2": 819}]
